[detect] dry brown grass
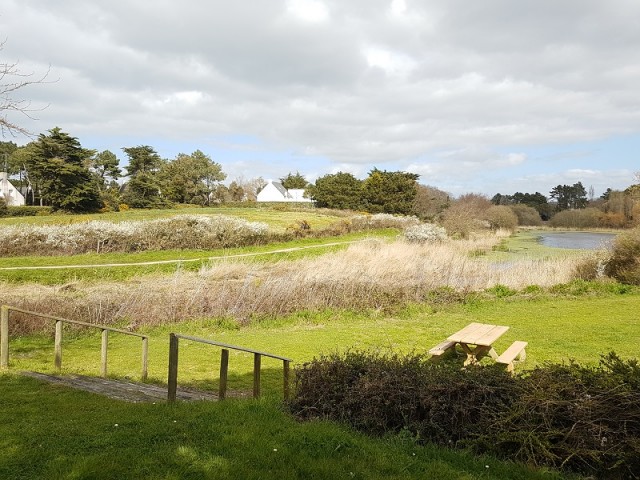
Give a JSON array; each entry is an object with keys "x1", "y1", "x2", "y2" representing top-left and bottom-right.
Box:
[{"x1": 1, "y1": 232, "x2": 581, "y2": 334}]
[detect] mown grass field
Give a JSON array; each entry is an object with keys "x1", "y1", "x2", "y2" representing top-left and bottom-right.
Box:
[
  {"x1": 0, "y1": 210, "x2": 636, "y2": 479},
  {"x1": 5, "y1": 291, "x2": 638, "y2": 393},
  {"x1": 0, "y1": 375, "x2": 568, "y2": 480},
  {"x1": 2, "y1": 291, "x2": 634, "y2": 479}
]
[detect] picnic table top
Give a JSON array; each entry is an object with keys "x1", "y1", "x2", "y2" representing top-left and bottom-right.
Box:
[{"x1": 447, "y1": 322, "x2": 509, "y2": 347}]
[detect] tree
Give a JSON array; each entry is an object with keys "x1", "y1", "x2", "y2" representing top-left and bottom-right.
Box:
[
  {"x1": 9, "y1": 142, "x2": 40, "y2": 205},
  {"x1": 1, "y1": 41, "x2": 49, "y2": 137},
  {"x1": 491, "y1": 191, "x2": 549, "y2": 221},
  {"x1": 122, "y1": 145, "x2": 169, "y2": 208},
  {"x1": 0, "y1": 141, "x2": 18, "y2": 170},
  {"x1": 89, "y1": 150, "x2": 122, "y2": 187},
  {"x1": 227, "y1": 181, "x2": 245, "y2": 202},
  {"x1": 86, "y1": 150, "x2": 123, "y2": 210},
  {"x1": 235, "y1": 176, "x2": 266, "y2": 202},
  {"x1": 549, "y1": 182, "x2": 587, "y2": 211},
  {"x1": 306, "y1": 172, "x2": 363, "y2": 210},
  {"x1": 280, "y1": 171, "x2": 308, "y2": 189},
  {"x1": 412, "y1": 185, "x2": 450, "y2": 220},
  {"x1": 362, "y1": 168, "x2": 419, "y2": 214},
  {"x1": 29, "y1": 127, "x2": 102, "y2": 212},
  {"x1": 159, "y1": 150, "x2": 225, "y2": 205}
]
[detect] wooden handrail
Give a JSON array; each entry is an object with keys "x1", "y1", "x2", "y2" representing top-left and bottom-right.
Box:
[
  {"x1": 0, "y1": 305, "x2": 148, "y2": 381},
  {"x1": 167, "y1": 333, "x2": 292, "y2": 403}
]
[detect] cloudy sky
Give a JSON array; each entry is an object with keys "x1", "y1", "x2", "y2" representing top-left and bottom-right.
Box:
[{"x1": 2, "y1": 0, "x2": 639, "y2": 197}]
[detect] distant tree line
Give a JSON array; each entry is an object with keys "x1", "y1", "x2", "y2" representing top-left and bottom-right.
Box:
[{"x1": 2, "y1": 127, "x2": 640, "y2": 230}]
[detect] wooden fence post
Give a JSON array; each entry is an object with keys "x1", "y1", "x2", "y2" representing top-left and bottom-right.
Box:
[
  {"x1": 101, "y1": 329, "x2": 109, "y2": 378},
  {"x1": 1, "y1": 306, "x2": 9, "y2": 370},
  {"x1": 253, "y1": 353, "x2": 261, "y2": 398},
  {"x1": 167, "y1": 333, "x2": 179, "y2": 403},
  {"x1": 219, "y1": 348, "x2": 229, "y2": 400},
  {"x1": 141, "y1": 337, "x2": 148, "y2": 381},
  {"x1": 283, "y1": 360, "x2": 290, "y2": 401},
  {"x1": 54, "y1": 320, "x2": 63, "y2": 371}
]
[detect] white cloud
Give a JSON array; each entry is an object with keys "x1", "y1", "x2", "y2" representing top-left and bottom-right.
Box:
[
  {"x1": 1, "y1": 0, "x2": 639, "y2": 195},
  {"x1": 286, "y1": 0, "x2": 330, "y2": 22}
]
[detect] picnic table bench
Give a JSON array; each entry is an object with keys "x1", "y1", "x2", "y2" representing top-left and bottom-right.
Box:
[{"x1": 429, "y1": 322, "x2": 527, "y2": 372}]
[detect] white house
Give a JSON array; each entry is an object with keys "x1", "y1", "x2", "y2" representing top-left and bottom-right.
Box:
[
  {"x1": 256, "y1": 180, "x2": 312, "y2": 203},
  {"x1": 0, "y1": 172, "x2": 25, "y2": 206}
]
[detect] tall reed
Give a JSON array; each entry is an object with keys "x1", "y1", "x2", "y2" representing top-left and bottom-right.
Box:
[{"x1": 1, "y1": 235, "x2": 581, "y2": 334}]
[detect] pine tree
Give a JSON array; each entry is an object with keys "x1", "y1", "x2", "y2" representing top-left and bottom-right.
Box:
[{"x1": 29, "y1": 127, "x2": 102, "y2": 212}]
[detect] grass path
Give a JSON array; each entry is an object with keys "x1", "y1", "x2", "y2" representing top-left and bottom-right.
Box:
[{"x1": 0, "y1": 239, "x2": 367, "y2": 271}]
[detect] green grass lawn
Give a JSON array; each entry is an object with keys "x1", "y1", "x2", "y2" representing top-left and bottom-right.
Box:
[
  {"x1": 3, "y1": 291, "x2": 626, "y2": 479},
  {"x1": 5, "y1": 291, "x2": 638, "y2": 394},
  {"x1": 0, "y1": 375, "x2": 569, "y2": 480}
]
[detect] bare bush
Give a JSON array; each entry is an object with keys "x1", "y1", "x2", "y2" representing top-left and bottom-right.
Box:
[
  {"x1": 350, "y1": 213, "x2": 420, "y2": 230},
  {"x1": 509, "y1": 204, "x2": 542, "y2": 226},
  {"x1": 484, "y1": 206, "x2": 518, "y2": 231},
  {"x1": 549, "y1": 208, "x2": 602, "y2": 229},
  {"x1": 604, "y1": 226, "x2": 640, "y2": 284}
]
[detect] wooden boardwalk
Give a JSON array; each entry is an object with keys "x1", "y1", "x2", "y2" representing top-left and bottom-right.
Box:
[{"x1": 21, "y1": 371, "x2": 227, "y2": 403}]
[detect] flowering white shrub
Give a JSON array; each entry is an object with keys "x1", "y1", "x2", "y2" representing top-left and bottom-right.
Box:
[
  {"x1": 403, "y1": 223, "x2": 448, "y2": 243},
  {"x1": 0, "y1": 215, "x2": 269, "y2": 256}
]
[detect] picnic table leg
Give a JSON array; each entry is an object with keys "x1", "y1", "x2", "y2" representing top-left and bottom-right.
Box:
[{"x1": 460, "y1": 344, "x2": 492, "y2": 365}]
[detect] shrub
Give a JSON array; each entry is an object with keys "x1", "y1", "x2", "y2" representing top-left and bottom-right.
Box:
[
  {"x1": 0, "y1": 197, "x2": 7, "y2": 217},
  {"x1": 350, "y1": 213, "x2": 420, "y2": 231},
  {"x1": 441, "y1": 204, "x2": 486, "y2": 239},
  {"x1": 484, "y1": 205, "x2": 518, "y2": 231},
  {"x1": 403, "y1": 223, "x2": 447, "y2": 243},
  {"x1": 599, "y1": 212, "x2": 626, "y2": 228},
  {"x1": 6, "y1": 206, "x2": 52, "y2": 217},
  {"x1": 289, "y1": 350, "x2": 516, "y2": 444},
  {"x1": 477, "y1": 353, "x2": 640, "y2": 479},
  {"x1": 509, "y1": 204, "x2": 542, "y2": 226},
  {"x1": 290, "y1": 350, "x2": 640, "y2": 479},
  {"x1": 604, "y1": 226, "x2": 640, "y2": 284},
  {"x1": 0, "y1": 214, "x2": 270, "y2": 256},
  {"x1": 549, "y1": 208, "x2": 601, "y2": 228}
]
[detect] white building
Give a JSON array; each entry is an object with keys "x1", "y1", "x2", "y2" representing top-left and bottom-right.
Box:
[
  {"x1": 256, "y1": 180, "x2": 312, "y2": 203},
  {"x1": 0, "y1": 172, "x2": 25, "y2": 206}
]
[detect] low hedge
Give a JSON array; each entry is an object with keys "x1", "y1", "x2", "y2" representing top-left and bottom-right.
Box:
[
  {"x1": 3, "y1": 205, "x2": 52, "y2": 217},
  {"x1": 289, "y1": 350, "x2": 640, "y2": 479}
]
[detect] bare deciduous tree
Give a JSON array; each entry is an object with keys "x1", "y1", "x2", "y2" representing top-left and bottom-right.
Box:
[{"x1": 1, "y1": 41, "x2": 49, "y2": 137}]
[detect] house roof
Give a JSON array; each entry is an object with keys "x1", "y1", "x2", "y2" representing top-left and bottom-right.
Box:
[{"x1": 270, "y1": 181, "x2": 290, "y2": 198}]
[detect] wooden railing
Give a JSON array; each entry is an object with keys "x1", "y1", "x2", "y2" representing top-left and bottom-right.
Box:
[
  {"x1": 167, "y1": 333, "x2": 292, "y2": 403},
  {"x1": 0, "y1": 305, "x2": 148, "y2": 380}
]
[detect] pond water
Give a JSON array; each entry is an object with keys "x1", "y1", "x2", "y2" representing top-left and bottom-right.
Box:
[{"x1": 537, "y1": 232, "x2": 617, "y2": 250}]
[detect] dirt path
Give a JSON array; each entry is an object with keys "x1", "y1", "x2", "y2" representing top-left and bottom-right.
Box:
[
  {"x1": 21, "y1": 371, "x2": 230, "y2": 403},
  {"x1": 0, "y1": 240, "x2": 364, "y2": 271}
]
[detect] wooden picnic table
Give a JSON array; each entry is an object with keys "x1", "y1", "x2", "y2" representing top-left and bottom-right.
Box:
[{"x1": 446, "y1": 322, "x2": 509, "y2": 366}]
